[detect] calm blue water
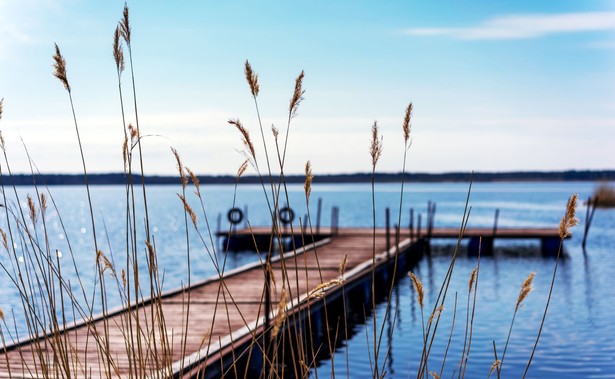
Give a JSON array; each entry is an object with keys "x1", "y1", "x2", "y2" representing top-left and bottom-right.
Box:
[{"x1": 1, "y1": 181, "x2": 614, "y2": 378}]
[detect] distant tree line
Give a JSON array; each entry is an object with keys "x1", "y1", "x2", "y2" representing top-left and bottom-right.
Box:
[{"x1": 2, "y1": 170, "x2": 614, "y2": 186}]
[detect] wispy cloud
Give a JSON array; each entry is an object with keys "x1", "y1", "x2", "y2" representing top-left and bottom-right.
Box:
[{"x1": 404, "y1": 11, "x2": 615, "y2": 40}]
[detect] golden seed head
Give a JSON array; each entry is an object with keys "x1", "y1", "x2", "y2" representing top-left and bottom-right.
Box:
[
  {"x1": 516, "y1": 272, "x2": 535, "y2": 310},
  {"x1": 428, "y1": 305, "x2": 444, "y2": 324},
  {"x1": 429, "y1": 371, "x2": 440, "y2": 379},
  {"x1": 113, "y1": 25, "x2": 125, "y2": 73},
  {"x1": 339, "y1": 253, "x2": 348, "y2": 276},
  {"x1": 272, "y1": 124, "x2": 279, "y2": 139},
  {"x1": 468, "y1": 266, "x2": 478, "y2": 293},
  {"x1": 145, "y1": 241, "x2": 156, "y2": 270},
  {"x1": 228, "y1": 118, "x2": 256, "y2": 160},
  {"x1": 27, "y1": 195, "x2": 37, "y2": 224},
  {"x1": 185, "y1": 167, "x2": 200, "y2": 193},
  {"x1": 289, "y1": 70, "x2": 305, "y2": 119},
  {"x1": 307, "y1": 279, "x2": 345, "y2": 299},
  {"x1": 122, "y1": 134, "x2": 128, "y2": 173},
  {"x1": 403, "y1": 102, "x2": 413, "y2": 143},
  {"x1": 408, "y1": 272, "x2": 424, "y2": 309},
  {"x1": 489, "y1": 360, "x2": 501, "y2": 375},
  {"x1": 244, "y1": 60, "x2": 260, "y2": 97},
  {"x1": 0, "y1": 307, "x2": 4, "y2": 322},
  {"x1": 128, "y1": 123, "x2": 138, "y2": 141},
  {"x1": 304, "y1": 161, "x2": 313, "y2": 201},
  {"x1": 178, "y1": 193, "x2": 197, "y2": 226},
  {"x1": 558, "y1": 193, "x2": 579, "y2": 238},
  {"x1": 171, "y1": 147, "x2": 188, "y2": 188},
  {"x1": 40, "y1": 193, "x2": 47, "y2": 213},
  {"x1": 272, "y1": 288, "x2": 288, "y2": 337},
  {"x1": 0, "y1": 228, "x2": 7, "y2": 250},
  {"x1": 237, "y1": 159, "x2": 249, "y2": 178},
  {"x1": 121, "y1": 269, "x2": 127, "y2": 287},
  {"x1": 120, "y1": 3, "x2": 131, "y2": 45},
  {"x1": 52, "y1": 43, "x2": 71, "y2": 92},
  {"x1": 370, "y1": 121, "x2": 383, "y2": 170}
]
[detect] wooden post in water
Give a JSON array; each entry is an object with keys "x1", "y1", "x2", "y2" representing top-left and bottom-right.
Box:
[
  {"x1": 385, "y1": 207, "x2": 391, "y2": 259},
  {"x1": 582, "y1": 196, "x2": 597, "y2": 253},
  {"x1": 316, "y1": 197, "x2": 323, "y2": 235},
  {"x1": 409, "y1": 208, "x2": 414, "y2": 240},
  {"x1": 417, "y1": 214, "x2": 422, "y2": 239}
]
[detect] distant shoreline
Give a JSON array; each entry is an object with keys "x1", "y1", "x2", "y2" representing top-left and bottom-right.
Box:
[{"x1": 3, "y1": 170, "x2": 615, "y2": 186}]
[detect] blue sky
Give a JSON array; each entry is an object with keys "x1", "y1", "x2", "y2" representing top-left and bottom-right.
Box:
[{"x1": 0, "y1": 1, "x2": 613, "y2": 175}]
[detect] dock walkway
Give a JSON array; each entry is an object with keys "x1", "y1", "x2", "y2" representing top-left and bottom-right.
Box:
[{"x1": 0, "y1": 226, "x2": 563, "y2": 378}]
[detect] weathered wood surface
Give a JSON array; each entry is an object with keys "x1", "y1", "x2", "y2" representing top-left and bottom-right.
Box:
[{"x1": 0, "y1": 229, "x2": 393, "y2": 379}]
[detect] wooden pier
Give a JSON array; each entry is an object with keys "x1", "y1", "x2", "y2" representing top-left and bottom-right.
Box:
[{"x1": 0, "y1": 226, "x2": 565, "y2": 378}]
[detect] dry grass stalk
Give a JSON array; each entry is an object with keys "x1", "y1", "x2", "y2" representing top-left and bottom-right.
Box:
[
  {"x1": 244, "y1": 60, "x2": 259, "y2": 98},
  {"x1": 113, "y1": 25, "x2": 125, "y2": 73},
  {"x1": 272, "y1": 288, "x2": 288, "y2": 337},
  {"x1": 289, "y1": 70, "x2": 305, "y2": 119},
  {"x1": 96, "y1": 250, "x2": 114, "y2": 274},
  {"x1": 177, "y1": 194, "x2": 197, "y2": 226},
  {"x1": 0, "y1": 308, "x2": 4, "y2": 322},
  {"x1": 558, "y1": 193, "x2": 578, "y2": 238},
  {"x1": 370, "y1": 121, "x2": 383, "y2": 170},
  {"x1": 304, "y1": 161, "x2": 313, "y2": 201},
  {"x1": 403, "y1": 102, "x2": 413, "y2": 143},
  {"x1": 52, "y1": 43, "x2": 71, "y2": 92},
  {"x1": 409, "y1": 272, "x2": 424, "y2": 309},
  {"x1": 516, "y1": 272, "x2": 535, "y2": 310},
  {"x1": 0, "y1": 98, "x2": 4, "y2": 149},
  {"x1": 228, "y1": 118, "x2": 256, "y2": 160}
]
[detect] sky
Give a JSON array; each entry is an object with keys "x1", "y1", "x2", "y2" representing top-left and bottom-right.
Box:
[{"x1": 0, "y1": 0, "x2": 614, "y2": 176}]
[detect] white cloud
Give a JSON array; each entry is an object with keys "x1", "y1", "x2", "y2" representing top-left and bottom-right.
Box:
[{"x1": 404, "y1": 11, "x2": 615, "y2": 40}]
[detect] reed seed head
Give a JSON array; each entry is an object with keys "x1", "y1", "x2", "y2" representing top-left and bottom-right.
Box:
[
  {"x1": 403, "y1": 102, "x2": 413, "y2": 143},
  {"x1": 27, "y1": 195, "x2": 37, "y2": 224},
  {"x1": 52, "y1": 43, "x2": 71, "y2": 92},
  {"x1": 489, "y1": 360, "x2": 501, "y2": 375},
  {"x1": 120, "y1": 3, "x2": 131, "y2": 45},
  {"x1": 370, "y1": 121, "x2": 383, "y2": 170},
  {"x1": 96, "y1": 250, "x2": 114, "y2": 273},
  {"x1": 121, "y1": 269, "x2": 127, "y2": 287},
  {"x1": 408, "y1": 272, "x2": 424, "y2": 308},
  {"x1": 0, "y1": 228, "x2": 7, "y2": 250},
  {"x1": 272, "y1": 124, "x2": 279, "y2": 140},
  {"x1": 244, "y1": 60, "x2": 260, "y2": 97},
  {"x1": 429, "y1": 371, "x2": 440, "y2": 379},
  {"x1": 177, "y1": 194, "x2": 197, "y2": 227},
  {"x1": 468, "y1": 266, "x2": 478, "y2": 293},
  {"x1": 339, "y1": 253, "x2": 348, "y2": 276},
  {"x1": 428, "y1": 305, "x2": 444, "y2": 324},
  {"x1": 272, "y1": 287, "x2": 288, "y2": 337},
  {"x1": 228, "y1": 118, "x2": 256, "y2": 160},
  {"x1": 145, "y1": 241, "x2": 156, "y2": 271},
  {"x1": 308, "y1": 279, "x2": 345, "y2": 299},
  {"x1": 128, "y1": 123, "x2": 138, "y2": 142},
  {"x1": 185, "y1": 167, "x2": 200, "y2": 194},
  {"x1": 113, "y1": 25, "x2": 125, "y2": 73},
  {"x1": 237, "y1": 159, "x2": 249, "y2": 178},
  {"x1": 171, "y1": 147, "x2": 188, "y2": 188},
  {"x1": 516, "y1": 272, "x2": 535, "y2": 310},
  {"x1": 0, "y1": 308, "x2": 4, "y2": 322},
  {"x1": 0, "y1": 98, "x2": 3, "y2": 120},
  {"x1": 558, "y1": 193, "x2": 579, "y2": 238},
  {"x1": 122, "y1": 134, "x2": 128, "y2": 173},
  {"x1": 304, "y1": 161, "x2": 313, "y2": 201},
  {"x1": 289, "y1": 70, "x2": 305, "y2": 119}
]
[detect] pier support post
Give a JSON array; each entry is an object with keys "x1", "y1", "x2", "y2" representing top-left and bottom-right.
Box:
[{"x1": 468, "y1": 236, "x2": 493, "y2": 256}]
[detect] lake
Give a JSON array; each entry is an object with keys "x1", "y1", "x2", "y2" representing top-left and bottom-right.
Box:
[{"x1": 1, "y1": 180, "x2": 614, "y2": 378}]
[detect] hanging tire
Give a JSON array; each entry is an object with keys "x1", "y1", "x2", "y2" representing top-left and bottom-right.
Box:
[
  {"x1": 279, "y1": 207, "x2": 295, "y2": 225},
  {"x1": 227, "y1": 207, "x2": 244, "y2": 225}
]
